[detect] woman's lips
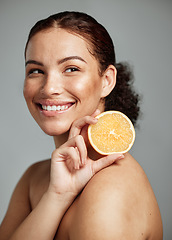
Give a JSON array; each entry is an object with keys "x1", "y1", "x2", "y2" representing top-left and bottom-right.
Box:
[{"x1": 36, "y1": 101, "x2": 75, "y2": 116}]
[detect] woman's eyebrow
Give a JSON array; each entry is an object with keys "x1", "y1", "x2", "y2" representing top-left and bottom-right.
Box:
[
  {"x1": 57, "y1": 56, "x2": 87, "y2": 65},
  {"x1": 25, "y1": 60, "x2": 43, "y2": 67},
  {"x1": 25, "y1": 56, "x2": 87, "y2": 67}
]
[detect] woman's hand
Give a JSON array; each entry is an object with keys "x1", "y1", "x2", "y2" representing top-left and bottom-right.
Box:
[{"x1": 48, "y1": 110, "x2": 124, "y2": 200}]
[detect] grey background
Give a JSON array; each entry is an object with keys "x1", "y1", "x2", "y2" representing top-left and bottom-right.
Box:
[{"x1": 0, "y1": 0, "x2": 171, "y2": 239}]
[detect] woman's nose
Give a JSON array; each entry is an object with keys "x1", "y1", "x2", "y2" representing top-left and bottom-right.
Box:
[{"x1": 41, "y1": 72, "x2": 63, "y2": 96}]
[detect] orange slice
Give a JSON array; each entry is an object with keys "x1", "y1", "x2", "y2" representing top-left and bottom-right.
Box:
[{"x1": 88, "y1": 111, "x2": 135, "y2": 155}]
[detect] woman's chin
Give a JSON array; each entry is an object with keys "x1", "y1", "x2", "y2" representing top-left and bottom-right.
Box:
[{"x1": 40, "y1": 124, "x2": 71, "y2": 137}]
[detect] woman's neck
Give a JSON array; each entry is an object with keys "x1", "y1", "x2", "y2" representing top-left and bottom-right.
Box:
[{"x1": 53, "y1": 131, "x2": 69, "y2": 149}]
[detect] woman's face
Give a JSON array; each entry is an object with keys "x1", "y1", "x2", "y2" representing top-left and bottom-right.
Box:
[{"x1": 24, "y1": 28, "x2": 107, "y2": 136}]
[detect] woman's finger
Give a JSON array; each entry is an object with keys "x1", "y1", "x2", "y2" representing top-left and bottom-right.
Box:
[
  {"x1": 91, "y1": 109, "x2": 101, "y2": 118},
  {"x1": 91, "y1": 154, "x2": 124, "y2": 175},
  {"x1": 68, "y1": 109, "x2": 100, "y2": 139},
  {"x1": 69, "y1": 116, "x2": 97, "y2": 139},
  {"x1": 52, "y1": 146, "x2": 80, "y2": 169},
  {"x1": 52, "y1": 135, "x2": 87, "y2": 169},
  {"x1": 74, "y1": 135, "x2": 87, "y2": 165}
]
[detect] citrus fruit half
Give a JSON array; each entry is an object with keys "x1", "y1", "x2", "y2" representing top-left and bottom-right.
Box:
[{"x1": 88, "y1": 111, "x2": 135, "y2": 155}]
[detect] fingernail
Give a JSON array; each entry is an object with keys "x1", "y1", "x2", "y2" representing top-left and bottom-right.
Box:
[
  {"x1": 95, "y1": 109, "x2": 100, "y2": 115},
  {"x1": 75, "y1": 163, "x2": 80, "y2": 170},
  {"x1": 92, "y1": 118, "x2": 98, "y2": 123},
  {"x1": 117, "y1": 154, "x2": 124, "y2": 160}
]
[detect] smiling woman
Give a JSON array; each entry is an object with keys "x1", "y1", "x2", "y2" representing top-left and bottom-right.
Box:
[
  {"x1": 24, "y1": 28, "x2": 106, "y2": 135},
  {"x1": 0, "y1": 11, "x2": 163, "y2": 240}
]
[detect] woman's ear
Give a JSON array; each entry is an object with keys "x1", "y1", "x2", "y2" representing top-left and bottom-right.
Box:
[{"x1": 101, "y1": 65, "x2": 117, "y2": 98}]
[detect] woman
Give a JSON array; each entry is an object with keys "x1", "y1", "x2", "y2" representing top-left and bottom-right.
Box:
[{"x1": 0, "y1": 11, "x2": 163, "y2": 240}]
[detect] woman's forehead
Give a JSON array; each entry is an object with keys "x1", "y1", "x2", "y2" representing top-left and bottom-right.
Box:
[{"x1": 26, "y1": 28, "x2": 96, "y2": 62}]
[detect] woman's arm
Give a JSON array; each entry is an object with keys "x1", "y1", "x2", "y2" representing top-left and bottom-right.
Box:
[
  {"x1": 0, "y1": 115, "x2": 124, "y2": 240},
  {"x1": 0, "y1": 161, "x2": 78, "y2": 240},
  {"x1": 8, "y1": 190, "x2": 74, "y2": 240}
]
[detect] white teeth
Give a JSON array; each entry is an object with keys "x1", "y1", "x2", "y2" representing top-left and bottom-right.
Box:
[
  {"x1": 42, "y1": 105, "x2": 47, "y2": 110},
  {"x1": 56, "y1": 106, "x2": 61, "y2": 111},
  {"x1": 47, "y1": 106, "x2": 51, "y2": 111},
  {"x1": 61, "y1": 105, "x2": 65, "y2": 110},
  {"x1": 51, "y1": 105, "x2": 56, "y2": 111},
  {"x1": 42, "y1": 105, "x2": 69, "y2": 111}
]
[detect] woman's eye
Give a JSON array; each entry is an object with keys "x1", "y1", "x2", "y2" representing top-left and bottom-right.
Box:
[
  {"x1": 28, "y1": 69, "x2": 44, "y2": 75},
  {"x1": 65, "y1": 67, "x2": 79, "y2": 73}
]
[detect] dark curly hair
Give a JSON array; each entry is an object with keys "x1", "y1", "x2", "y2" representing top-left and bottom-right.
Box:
[{"x1": 25, "y1": 11, "x2": 140, "y2": 126}]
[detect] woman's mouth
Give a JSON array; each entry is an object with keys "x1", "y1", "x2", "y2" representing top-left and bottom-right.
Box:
[
  {"x1": 42, "y1": 104, "x2": 70, "y2": 111},
  {"x1": 36, "y1": 101, "x2": 75, "y2": 116}
]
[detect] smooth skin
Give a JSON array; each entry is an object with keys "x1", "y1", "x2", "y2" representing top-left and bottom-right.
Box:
[{"x1": 0, "y1": 28, "x2": 163, "y2": 240}]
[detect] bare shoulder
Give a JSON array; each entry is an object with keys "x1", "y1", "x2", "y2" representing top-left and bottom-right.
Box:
[
  {"x1": 27, "y1": 159, "x2": 50, "y2": 209},
  {"x1": 0, "y1": 159, "x2": 50, "y2": 240},
  {"x1": 16, "y1": 159, "x2": 50, "y2": 196},
  {"x1": 28, "y1": 159, "x2": 50, "y2": 182},
  {"x1": 69, "y1": 153, "x2": 163, "y2": 240},
  {"x1": 2, "y1": 158, "x2": 50, "y2": 213}
]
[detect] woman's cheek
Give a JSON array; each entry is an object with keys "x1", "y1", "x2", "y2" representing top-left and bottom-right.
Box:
[
  {"x1": 71, "y1": 77, "x2": 97, "y2": 97},
  {"x1": 24, "y1": 78, "x2": 39, "y2": 96}
]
